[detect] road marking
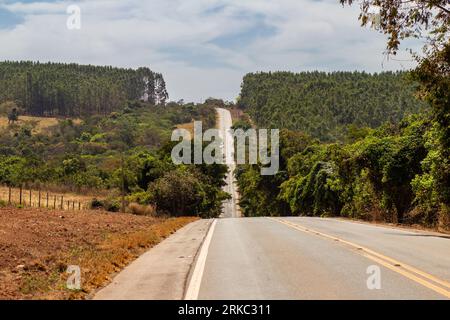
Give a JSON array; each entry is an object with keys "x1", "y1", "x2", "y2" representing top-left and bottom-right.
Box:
[
  {"x1": 270, "y1": 217, "x2": 450, "y2": 299},
  {"x1": 184, "y1": 219, "x2": 217, "y2": 300}
]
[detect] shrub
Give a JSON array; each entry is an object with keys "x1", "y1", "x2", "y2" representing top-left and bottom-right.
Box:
[
  {"x1": 148, "y1": 168, "x2": 228, "y2": 218},
  {"x1": 90, "y1": 198, "x2": 121, "y2": 212},
  {"x1": 90, "y1": 198, "x2": 104, "y2": 209},
  {"x1": 105, "y1": 200, "x2": 121, "y2": 212}
]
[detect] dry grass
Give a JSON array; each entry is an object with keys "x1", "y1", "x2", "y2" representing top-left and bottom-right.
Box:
[
  {"x1": 63, "y1": 216, "x2": 196, "y2": 300},
  {"x1": 0, "y1": 186, "x2": 94, "y2": 210},
  {"x1": 0, "y1": 116, "x2": 81, "y2": 134},
  {"x1": 0, "y1": 207, "x2": 197, "y2": 299},
  {"x1": 128, "y1": 203, "x2": 157, "y2": 216},
  {"x1": 176, "y1": 122, "x2": 195, "y2": 140}
]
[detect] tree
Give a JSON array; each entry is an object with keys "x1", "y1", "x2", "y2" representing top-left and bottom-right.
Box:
[
  {"x1": 339, "y1": 1, "x2": 448, "y2": 54},
  {"x1": 7, "y1": 108, "x2": 19, "y2": 125},
  {"x1": 148, "y1": 168, "x2": 228, "y2": 218}
]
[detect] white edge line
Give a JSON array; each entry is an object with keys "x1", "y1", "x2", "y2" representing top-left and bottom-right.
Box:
[{"x1": 184, "y1": 219, "x2": 217, "y2": 300}]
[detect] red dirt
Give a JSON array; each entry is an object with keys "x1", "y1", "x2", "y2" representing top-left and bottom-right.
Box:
[{"x1": 0, "y1": 208, "x2": 196, "y2": 299}]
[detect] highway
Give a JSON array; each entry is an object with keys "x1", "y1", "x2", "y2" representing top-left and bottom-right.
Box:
[
  {"x1": 216, "y1": 107, "x2": 240, "y2": 218},
  {"x1": 95, "y1": 108, "x2": 450, "y2": 300},
  {"x1": 192, "y1": 217, "x2": 450, "y2": 300}
]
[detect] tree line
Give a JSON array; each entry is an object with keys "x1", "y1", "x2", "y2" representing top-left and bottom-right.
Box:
[
  {"x1": 0, "y1": 61, "x2": 168, "y2": 117},
  {"x1": 238, "y1": 71, "x2": 424, "y2": 141}
]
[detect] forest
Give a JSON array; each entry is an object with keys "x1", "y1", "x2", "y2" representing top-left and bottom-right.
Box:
[
  {"x1": 238, "y1": 71, "x2": 424, "y2": 141},
  {"x1": 0, "y1": 61, "x2": 168, "y2": 117}
]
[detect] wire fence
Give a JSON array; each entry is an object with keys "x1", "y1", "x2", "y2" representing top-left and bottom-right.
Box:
[{"x1": 0, "y1": 185, "x2": 91, "y2": 210}]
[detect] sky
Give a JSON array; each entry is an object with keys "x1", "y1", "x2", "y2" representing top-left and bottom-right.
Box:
[{"x1": 0, "y1": 0, "x2": 421, "y2": 102}]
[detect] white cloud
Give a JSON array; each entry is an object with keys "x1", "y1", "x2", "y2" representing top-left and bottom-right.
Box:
[{"x1": 0, "y1": 0, "x2": 420, "y2": 102}]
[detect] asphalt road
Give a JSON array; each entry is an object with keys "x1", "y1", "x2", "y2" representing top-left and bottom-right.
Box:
[
  {"x1": 216, "y1": 107, "x2": 240, "y2": 218},
  {"x1": 192, "y1": 217, "x2": 450, "y2": 300}
]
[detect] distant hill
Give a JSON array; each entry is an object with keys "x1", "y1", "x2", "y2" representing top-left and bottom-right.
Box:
[
  {"x1": 238, "y1": 71, "x2": 424, "y2": 141},
  {"x1": 0, "y1": 61, "x2": 168, "y2": 117}
]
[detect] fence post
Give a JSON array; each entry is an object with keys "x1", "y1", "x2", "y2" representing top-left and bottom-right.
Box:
[
  {"x1": 67, "y1": 200, "x2": 69, "y2": 210},
  {"x1": 19, "y1": 186, "x2": 22, "y2": 205},
  {"x1": 72, "y1": 201, "x2": 75, "y2": 210},
  {"x1": 46, "y1": 193, "x2": 49, "y2": 208},
  {"x1": 61, "y1": 196, "x2": 64, "y2": 210},
  {"x1": 29, "y1": 189, "x2": 32, "y2": 207},
  {"x1": 79, "y1": 202, "x2": 81, "y2": 210},
  {"x1": 54, "y1": 195, "x2": 56, "y2": 209},
  {"x1": 38, "y1": 190, "x2": 41, "y2": 208},
  {"x1": 8, "y1": 187, "x2": 11, "y2": 205}
]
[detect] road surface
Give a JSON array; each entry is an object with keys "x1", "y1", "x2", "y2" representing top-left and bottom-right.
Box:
[
  {"x1": 216, "y1": 108, "x2": 240, "y2": 218},
  {"x1": 190, "y1": 217, "x2": 450, "y2": 300}
]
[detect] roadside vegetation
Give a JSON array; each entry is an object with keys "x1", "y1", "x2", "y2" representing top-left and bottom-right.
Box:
[{"x1": 236, "y1": 0, "x2": 449, "y2": 230}]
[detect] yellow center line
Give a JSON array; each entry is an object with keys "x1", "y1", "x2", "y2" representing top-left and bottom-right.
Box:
[{"x1": 269, "y1": 217, "x2": 450, "y2": 299}]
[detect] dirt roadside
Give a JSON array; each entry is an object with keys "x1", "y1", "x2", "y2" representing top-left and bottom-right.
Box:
[{"x1": 0, "y1": 208, "x2": 196, "y2": 299}]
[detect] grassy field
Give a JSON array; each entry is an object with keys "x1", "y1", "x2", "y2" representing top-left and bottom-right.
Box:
[
  {"x1": 0, "y1": 116, "x2": 81, "y2": 133},
  {"x1": 0, "y1": 207, "x2": 197, "y2": 299}
]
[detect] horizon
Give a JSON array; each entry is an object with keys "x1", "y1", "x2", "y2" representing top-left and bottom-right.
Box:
[{"x1": 0, "y1": 59, "x2": 413, "y2": 103}]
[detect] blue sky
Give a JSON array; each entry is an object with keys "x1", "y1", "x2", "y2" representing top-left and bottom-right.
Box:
[{"x1": 0, "y1": 0, "x2": 420, "y2": 102}]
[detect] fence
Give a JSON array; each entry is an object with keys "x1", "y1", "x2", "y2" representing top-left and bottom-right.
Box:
[{"x1": 0, "y1": 185, "x2": 91, "y2": 210}]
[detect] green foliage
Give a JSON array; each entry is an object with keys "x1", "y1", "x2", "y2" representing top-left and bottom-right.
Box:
[
  {"x1": 237, "y1": 112, "x2": 447, "y2": 226},
  {"x1": 236, "y1": 164, "x2": 290, "y2": 217},
  {"x1": 411, "y1": 43, "x2": 450, "y2": 228},
  {"x1": 280, "y1": 161, "x2": 342, "y2": 217},
  {"x1": 238, "y1": 71, "x2": 424, "y2": 141},
  {"x1": 0, "y1": 156, "x2": 35, "y2": 186}
]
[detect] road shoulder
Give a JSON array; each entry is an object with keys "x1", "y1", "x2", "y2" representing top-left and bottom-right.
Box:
[{"x1": 93, "y1": 219, "x2": 212, "y2": 300}]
